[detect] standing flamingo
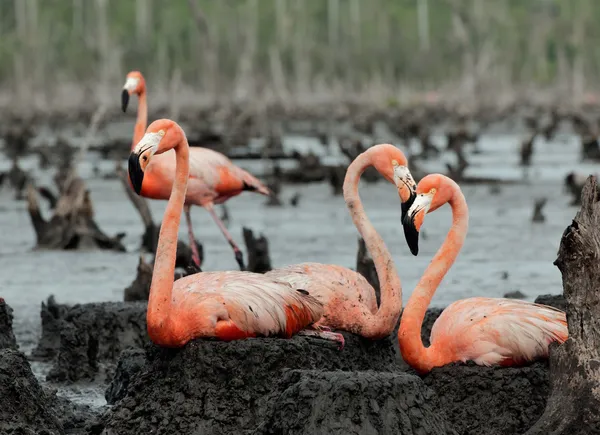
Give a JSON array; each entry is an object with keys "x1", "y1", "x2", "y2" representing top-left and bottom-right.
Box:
[
  {"x1": 264, "y1": 144, "x2": 418, "y2": 339},
  {"x1": 398, "y1": 173, "x2": 568, "y2": 374},
  {"x1": 128, "y1": 118, "x2": 343, "y2": 348},
  {"x1": 122, "y1": 71, "x2": 270, "y2": 270}
]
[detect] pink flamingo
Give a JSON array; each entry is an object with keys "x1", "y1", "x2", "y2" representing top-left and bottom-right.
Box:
[
  {"x1": 122, "y1": 71, "x2": 270, "y2": 270},
  {"x1": 264, "y1": 144, "x2": 418, "y2": 339},
  {"x1": 128, "y1": 118, "x2": 343, "y2": 348},
  {"x1": 398, "y1": 173, "x2": 568, "y2": 374}
]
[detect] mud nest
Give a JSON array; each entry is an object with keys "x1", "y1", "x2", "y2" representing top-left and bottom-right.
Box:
[{"x1": 96, "y1": 334, "x2": 400, "y2": 434}]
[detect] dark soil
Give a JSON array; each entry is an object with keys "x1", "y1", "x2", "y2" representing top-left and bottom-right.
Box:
[
  {"x1": 0, "y1": 348, "x2": 94, "y2": 435},
  {"x1": 104, "y1": 348, "x2": 147, "y2": 405},
  {"x1": 32, "y1": 295, "x2": 70, "y2": 360},
  {"x1": 45, "y1": 301, "x2": 148, "y2": 382},
  {"x1": 95, "y1": 333, "x2": 398, "y2": 434},
  {"x1": 256, "y1": 370, "x2": 457, "y2": 435},
  {"x1": 424, "y1": 361, "x2": 549, "y2": 435},
  {"x1": 0, "y1": 298, "x2": 17, "y2": 350}
]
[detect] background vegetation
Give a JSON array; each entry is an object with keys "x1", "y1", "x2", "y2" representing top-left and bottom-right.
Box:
[{"x1": 0, "y1": 0, "x2": 596, "y2": 108}]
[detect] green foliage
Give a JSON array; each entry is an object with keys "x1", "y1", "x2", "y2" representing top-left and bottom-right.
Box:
[{"x1": 0, "y1": 0, "x2": 597, "y2": 95}]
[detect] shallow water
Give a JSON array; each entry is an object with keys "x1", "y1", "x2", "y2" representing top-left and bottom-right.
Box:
[{"x1": 0, "y1": 130, "x2": 587, "y2": 407}]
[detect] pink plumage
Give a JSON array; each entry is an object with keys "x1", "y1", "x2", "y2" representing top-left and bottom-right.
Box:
[{"x1": 429, "y1": 297, "x2": 567, "y2": 367}]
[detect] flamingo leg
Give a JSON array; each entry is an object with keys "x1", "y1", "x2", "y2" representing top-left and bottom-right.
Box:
[
  {"x1": 183, "y1": 205, "x2": 202, "y2": 269},
  {"x1": 297, "y1": 329, "x2": 345, "y2": 350},
  {"x1": 205, "y1": 203, "x2": 245, "y2": 270}
]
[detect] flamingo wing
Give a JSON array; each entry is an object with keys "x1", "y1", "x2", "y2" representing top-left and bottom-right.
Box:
[
  {"x1": 431, "y1": 297, "x2": 567, "y2": 366},
  {"x1": 143, "y1": 148, "x2": 269, "y2": 204},
  {"x1": 188, "y1": 148, "x2": 270, "y2": 200},
  {"x1": 171, "y1": 271, "x2": 324, "y2": 339},
  {"x1": 266, "y1": 263, "x2": 378, "y2": 313}
]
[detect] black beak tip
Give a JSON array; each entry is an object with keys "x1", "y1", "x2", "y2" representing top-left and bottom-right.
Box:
[
  {"x1": 121, "y1": 89, "x2": 130, "y2": 113},
  {"x1": 402, "y1": 215, "x2": 420, "y2": 256},
  {"x1": 128, "y1": 153, "x2": 144, "y2": 195}
]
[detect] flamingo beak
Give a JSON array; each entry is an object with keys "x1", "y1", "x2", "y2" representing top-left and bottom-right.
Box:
[
  {"x1": 128, "y1": 131, "x2": 163, "y2": 195},
  {"x1": 122, "y1": 77, "x2": 140, "y2": 112},
  {"x1": 392, "y1": 164, "x2": 417, "y2": 221},
  {"x1": 121, "y1": 89, "x2": 130, "y2": 112},
  {"x1": 402, "y1": 193, "x2": 433, "y2": 256},
  {"x1": 128, "y1": 152, "x2": 144, "y2": 194}
]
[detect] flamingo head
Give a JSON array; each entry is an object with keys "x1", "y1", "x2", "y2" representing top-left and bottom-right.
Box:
[
  {"x1": 128, "y1": 119, "x2": 183, "y2": 194},
  {"x1": 121, "y1": 71, "x2": 146, "y2": 112},
  {"x1": 402, "y1": 174, "x2": 453, "y2": 256},
  {"x1": 369, "y1": 144, "x2": 417, "y2": 220}
]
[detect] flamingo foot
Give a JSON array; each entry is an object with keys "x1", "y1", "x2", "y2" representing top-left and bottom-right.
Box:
[{"x1": 297, "y1": 329, "x2": 345, "y2": 350}]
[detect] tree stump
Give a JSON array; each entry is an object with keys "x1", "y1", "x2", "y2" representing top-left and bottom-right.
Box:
[
  {"x1": 26, "y1": 176, "x2": 126, "y2": 251},
  {"x1": 525, "y1": 175, "x2": 600, "y2": 434},
  {"x1": 243, "y1": 227, "x2": 272, "y2": 273}
]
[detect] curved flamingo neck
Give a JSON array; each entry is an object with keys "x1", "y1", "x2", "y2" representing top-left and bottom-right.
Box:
[
  {"x1": 398, "y1": 181, "x2": 469, "y2": 373},
  {"x1": 147, "y1": 130, "x2": 189, "y2": 342},
  {"x1": 342, "y1": 149, "x2": 403, "y2": 338},
  {"x1": 131, "y1": 89, "x2": 148, "y2": 151}
]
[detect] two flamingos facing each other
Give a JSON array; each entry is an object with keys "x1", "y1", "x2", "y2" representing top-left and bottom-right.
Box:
[
  {"x1": 265, "y1": 144, "x2": 418, "y2": 339},
  {"x1": 397, "y1": 173, "x2": 568, "y2": 374},
  {"x1": 122, "y1": 71, "x2": 270, "y2": 271},
  {"x1": 128, "y1": 118, "x2": 344, "y2": 348}
]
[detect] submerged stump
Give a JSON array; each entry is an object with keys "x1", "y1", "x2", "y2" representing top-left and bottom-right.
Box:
[{"x1": 526, "y1": 175, "x2": 600, "y2": 434}]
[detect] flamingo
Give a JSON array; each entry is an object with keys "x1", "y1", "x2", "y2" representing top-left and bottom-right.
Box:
[
  {"x1": 264, "y1": 144, "x2": 418, "y2": 339},
  {"x1": 398, "y1": 173, "x2": 568, "y2": 374},
  {"x1": 127, "y1": 118, "x2": 344, "y2": 348},
  {"x1": 122, "y1": 71, "x2": 270, "y2": 270}
]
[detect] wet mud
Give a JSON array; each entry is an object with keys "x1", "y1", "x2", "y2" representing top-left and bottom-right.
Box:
[
  {"x1": 424, "y1": 362, "x2": 549, "y2": 435},
  {"x1": 95, "y1": 334, "x2": 398, "y2": 435},
  {"x1": 257, "y1": 370, "x2": 457, "y2": 435},
  {"x1": 0, "y1": 349, "x2": 95, "y2": 435},
  {"x1": 37, "y1": 299, "x2": 148, "y2": 382},
  {"x1": 0, "y1": 298, "x2": 17, "y2": 350}
]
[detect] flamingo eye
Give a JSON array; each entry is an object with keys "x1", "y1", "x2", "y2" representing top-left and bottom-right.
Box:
[
  {"x1": 429, "y1": 188, "x2": 437, "y2": 195},
  {"x1": 142, "y1": 156, "x2": 148, "y2": 161}
]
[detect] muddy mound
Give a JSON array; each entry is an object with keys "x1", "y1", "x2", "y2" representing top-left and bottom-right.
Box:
[
  {"x1": 0, "y1": 348, "x2": 63, "y2": 434},
  {"x1": 46, "y1": 301, "x2": 148, "y2": 382},
  {"x1": 0, "y1": 348, "x2": 95, "y2": 434},
  {"x1": 534, "y1": 294, "x2": 566, "y2": 312},
  {"x1": 0, "y1": 298, "x2": 17, "y2": 350},
  {"x1": 105, "y1": 348, "x2": 147, "y2": 405},
  {"x1": 32, "y1": 295, "x2": 70, "y2": 359},
  {"x1": 97, "y1": 333, "x2": 399, "y2": 434},
  {"x1": 257, "y1": 369, "x2": 457, "y2": 435},
  {"x1": 424, "y1": 361, "x2": 549, "y2": 435}
]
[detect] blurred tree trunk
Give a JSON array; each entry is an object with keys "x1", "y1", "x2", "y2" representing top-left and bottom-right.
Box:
[
  {"x1": 417, "y1": 0, "x2": 430, "y2": 52},
  {"x1": 95, "y1": 0, "x2": 111, "y2": 101},
  {"x1": 571, "y1": 0, "x2": 587, "y2": 104},
  {"x1": 136, "y1": 0, "x2": 152, "y2": 49},
  {"x1": 187, "y1": 0, "x2": 219, "y2": 100},
  {"x1": 327, "y1": 0, "x2": 339, "y2": 85},
  {"x1": 234, "y1": 0, "x2": 258, "y2": 99},
  {"x1": 13, "y1": 0, "x2": 27, "y2": 106}
]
